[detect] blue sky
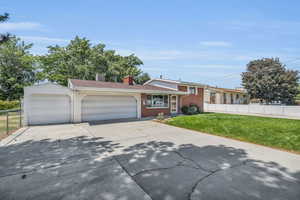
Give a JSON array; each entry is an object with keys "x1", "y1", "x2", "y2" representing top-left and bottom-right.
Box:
[{"x1": 1, "y1": 0, "x2": 300, "y2": 88}]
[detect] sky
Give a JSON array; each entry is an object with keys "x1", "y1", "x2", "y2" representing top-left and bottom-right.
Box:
[{"x1": 1, "y1": 0, "x2": 300, "y2": 88}]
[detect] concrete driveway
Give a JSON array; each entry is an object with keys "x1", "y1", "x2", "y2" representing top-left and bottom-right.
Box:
[{"x1": 0, "y1": 120, "x2": 299, "y2": 200}]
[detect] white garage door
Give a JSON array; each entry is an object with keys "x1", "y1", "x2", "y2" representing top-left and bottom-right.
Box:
[
  {"x1": 28, "y1": 94, "x2": 71, "y2": 125},
  {"x1": 81, "y1": 95, "x2": 137, "y2": 122}
]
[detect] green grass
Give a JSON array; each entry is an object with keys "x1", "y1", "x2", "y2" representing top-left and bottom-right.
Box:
[{"x1": 166, "y1": 113, "x2": 300, "y2": 153}]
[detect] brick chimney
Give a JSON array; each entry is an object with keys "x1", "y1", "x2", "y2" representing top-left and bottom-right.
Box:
[{"x1": 123, "y1": 76, "x2": 134, "y2": 85}]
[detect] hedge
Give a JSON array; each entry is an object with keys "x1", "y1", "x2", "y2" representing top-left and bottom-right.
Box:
[{"x1": 0, "y1": 100, "x2": 20, "y2": 110}]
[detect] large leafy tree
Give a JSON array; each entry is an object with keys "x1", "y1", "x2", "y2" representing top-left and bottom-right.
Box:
[
  {"x1": 39, "y1": 36, "x2": 147, "y2": 86},
  {"x1": 135, "y1": 72, "x2": 150, "y2": 84},
  {"x1": 242, "y1": 58, "x2": 299, "y2": 104},
  {"x1": 296, "y1": 85, "x2": 300, "y2": 101},
  {"x1": 0, "y1": 13, "x2": 10, "y2": 44},
  {"x1": 0, "y1": 37, "x2": 36, "y2": 100}
]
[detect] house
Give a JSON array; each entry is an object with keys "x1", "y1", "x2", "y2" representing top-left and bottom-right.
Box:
[
  {"x1": 204, "y1": 86, "x2": 249, "y2": 104},
  {"x1": 143, "y1": 78, "x2": 206, "y2": 111},
  {"x1": 23, "y1": 76, "x2": 205, "y2": 125}
]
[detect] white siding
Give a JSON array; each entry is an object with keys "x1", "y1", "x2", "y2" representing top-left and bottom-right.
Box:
[{"x1": 147, "y1": 80, "x2": 178, "y2": 90}]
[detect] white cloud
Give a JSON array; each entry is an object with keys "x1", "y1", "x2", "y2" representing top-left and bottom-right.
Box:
[
  {"x1": 20, "y1": 36, "x2": 69, "y2": 44},
  {"x1": 0, "y1": 22, "x2": 41, "y2": 31},
  {"x1": 200, "y1": 41, "x2": 232, "y2": 47}
]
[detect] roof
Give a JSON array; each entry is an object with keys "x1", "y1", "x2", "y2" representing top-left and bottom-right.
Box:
[
  {"x1": 179, "y1": 80, "x2": 207, "y2": 87},
  {"x1": 69, "y1": 79, "x2": 186, "y2": 94},
  {"x1": 207, "y1": 86, "x2": 247, "y2": 94},
  {"x1": 144, "y1": 78, "x2": 207, "y2": 87}
]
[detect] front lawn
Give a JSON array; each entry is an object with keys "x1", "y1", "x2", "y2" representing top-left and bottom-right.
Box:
[{"x1": 166, "y1": 113, "x2": 300, "y2": 153}]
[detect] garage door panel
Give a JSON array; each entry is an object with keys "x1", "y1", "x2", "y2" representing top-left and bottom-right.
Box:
[
  {"x1": 82, "y1": 95, "x2": 137, "y2": 122},
  {"x1": 82, "y1": 106, "x2": 137, "y2": 113},
  {"x1": 82, "y1": 109, "x2": 137, "y2": 116},
  {"x1": 83, "y1": 113, "x2": 136, "y2": 121},
  {"x1": 28, "y1": 95, "x2": 71, "y2": 125}
]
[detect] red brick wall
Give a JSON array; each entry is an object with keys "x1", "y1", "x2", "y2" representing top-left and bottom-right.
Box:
[
  {"x1": 141, "y1": 94, "x2": 170, "y2": 117},
  {"x1": 178, "y1": 86, "x2": 204, "y2": 112}
]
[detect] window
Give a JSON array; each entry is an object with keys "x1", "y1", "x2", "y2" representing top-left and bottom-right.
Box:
[
  {"x1": 188, "y1": 86, "x2": 197, "y2": 94},
  {"x1": 210, "y1": 92, "x2": 216, "y2": 104},
  {"x1": 146, "y1": 95, "x2": 169, "y2": 108}
]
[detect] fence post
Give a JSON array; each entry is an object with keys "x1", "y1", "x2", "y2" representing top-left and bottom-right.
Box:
[
  {"x1": 19, "y1": 100, "x2": 22, "y2": 128},
  {"x1": 19, "y1": 110, "x2": 22, "y2": 128},
  {"x1": 6, "y1": 111, "x2": 9, "y2": 135}
]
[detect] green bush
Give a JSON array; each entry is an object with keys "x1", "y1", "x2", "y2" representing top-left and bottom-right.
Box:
[
  {"x1": 181, "y1": 104, "x2": 200, "y2": 115},
  {"x1": 0, "y1": 100, "x2": 20, "y2": 110},
  {"x1": 181, "y1": 105, "x2": 189, "y2": 114},
  {"x1": 188, "y1": 104, "x2": 200, "y2": 115}
]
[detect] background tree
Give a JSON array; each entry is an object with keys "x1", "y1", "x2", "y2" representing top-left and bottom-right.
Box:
[
  {"x1": 296, "y1": 85, "x2": 300, "y2": 103},
  {"x1": 242, "y1": 58, "x2": 299, "y2": 104},
  {"x1": 0, "y1": 37, "x2": 36, "y2": 100},
  {"x1": 0, "y1": 13, "x2": 10, "y2": 44},
  {"x1": 39, "y1": 36, "x2": 148, "y2": 86},
  {"x1": 135, "y1": 72, "x2": 150, "y2": 84}
]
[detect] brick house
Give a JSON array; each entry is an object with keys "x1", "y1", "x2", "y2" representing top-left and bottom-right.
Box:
[
  {"x1": 143, "y1": 78, "x2": 206, "y2": 116},
  {"x1": 24, "y1": 76, "x2": 206, "y2": 125}
]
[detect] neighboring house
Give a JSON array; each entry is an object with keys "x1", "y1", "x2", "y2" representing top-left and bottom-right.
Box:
[
  {"x1": 204, "y1": 87, "x2": 249, "y2": 104},
  {"x1": 24, "y1": 76, "x2": 204, "y2": 125}
]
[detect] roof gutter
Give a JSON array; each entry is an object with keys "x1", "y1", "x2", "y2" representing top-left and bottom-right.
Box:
[{"x1": 72, "y1": 86, "x2": 187, "y2": 95}]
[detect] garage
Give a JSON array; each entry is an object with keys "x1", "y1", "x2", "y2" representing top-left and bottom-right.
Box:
[
  {"x1": 81, "y1": 95, "x2": 137, "y2": 122},
  {"x1": 27, "y1": 94, "x2": 71, "y2": 125}
]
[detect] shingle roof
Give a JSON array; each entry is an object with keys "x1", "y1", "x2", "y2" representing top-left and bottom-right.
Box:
[
  {"x1": 69, "y1": 79, "x2": 175, "y2": 91},
  {"x1": 144, "y1": 78, "x2": 207, "y2": 87},
  {"x1": 208, "y1": 86, "x2": 247, "y2": 93}
]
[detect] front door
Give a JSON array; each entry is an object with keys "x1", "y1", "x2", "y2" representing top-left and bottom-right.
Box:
[{"x1": 170, "y1": 95, "x2": 178, "y2": 114}]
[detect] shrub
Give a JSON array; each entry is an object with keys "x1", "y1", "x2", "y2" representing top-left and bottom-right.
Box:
[
  {"x1": 181, "y1": 105, "x2": 189, "y2": 114},
  {"x1": 188, "y1": 104, "x2": 200, "y2": 115},
  {"x1": 0, "y1": 100, "x2": 20, "y2": 110},
  {"x1": 181, "y1": 104, "x2": 200, "y2": 115}
]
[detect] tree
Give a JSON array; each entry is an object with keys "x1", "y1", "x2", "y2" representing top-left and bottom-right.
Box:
[
  {"x1": 0, "y1": 13, "x2": 10, "y2": 44},
  {"x1": 135, "y1": 72, "x2": 150, "y2": 84},
  {"x1": 296, "y1": 85, "x2": 300, "y2": 101},
  {"x1": 0, "y1": 37, "x2": 36, "y2": 100},
  {"x1": 242, "y1": 58, "x2": 299, "y2": 104},
  {"x1": 39, "y1": 36, "x2": 147, "y2": 86}
]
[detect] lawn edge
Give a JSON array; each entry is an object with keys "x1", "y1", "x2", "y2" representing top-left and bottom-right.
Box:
[{"x1": 155, "y1": 120, "x2": 300, "y2": 156}]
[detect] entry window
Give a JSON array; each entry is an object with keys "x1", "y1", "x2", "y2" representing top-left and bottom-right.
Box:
[
  {"x1": 146, "y1": 95, "x2": 169, "y2": 108},
  {"x1": 189, "y1": 87, "x2": 197, "y2": 94}
]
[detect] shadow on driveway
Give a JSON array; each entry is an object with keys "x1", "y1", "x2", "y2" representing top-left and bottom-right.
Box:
[{"x1": 0, "y1": 134, "x2": 299, "y2": 200}]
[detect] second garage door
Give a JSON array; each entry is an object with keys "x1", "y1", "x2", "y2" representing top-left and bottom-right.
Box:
[{"x1": 81, "y1": 95, "x2": 137, "y2": 122}]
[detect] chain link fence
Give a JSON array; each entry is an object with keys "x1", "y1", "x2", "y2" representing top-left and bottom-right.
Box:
[{"x1": 0, "y1": 109, "x2": 22, "y2": 140}]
